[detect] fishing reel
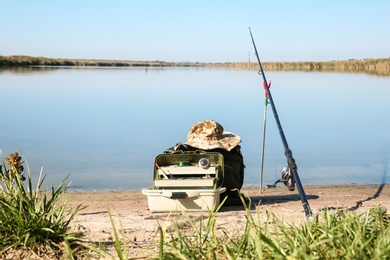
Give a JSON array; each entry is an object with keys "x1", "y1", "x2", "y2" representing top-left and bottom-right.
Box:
[{"x1": 266, "y1": 165, "x2": 295, "y2": 191}]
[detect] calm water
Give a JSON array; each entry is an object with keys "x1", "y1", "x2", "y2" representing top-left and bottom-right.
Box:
[{"x1": 1, "y1": 67, "x2": 389, "y2": 190}]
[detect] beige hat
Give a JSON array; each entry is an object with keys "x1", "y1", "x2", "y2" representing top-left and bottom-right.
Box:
[{"x1": 183, "y1": 120, "x2": 241, "y2": 151}]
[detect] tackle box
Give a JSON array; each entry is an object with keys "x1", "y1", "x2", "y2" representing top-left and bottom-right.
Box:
[{"x1": 142, "y1": 151, "x2": 226, "y2": 212}]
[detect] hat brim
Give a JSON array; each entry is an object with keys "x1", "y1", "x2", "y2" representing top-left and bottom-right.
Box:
[{"x1": 184, "y1": 131, "x2": 240, "y2": 151}]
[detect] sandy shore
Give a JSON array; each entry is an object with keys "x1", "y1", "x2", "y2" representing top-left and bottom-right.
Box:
[{"x1": 65, "y1": 184, "x2": 390, "y2": 259}]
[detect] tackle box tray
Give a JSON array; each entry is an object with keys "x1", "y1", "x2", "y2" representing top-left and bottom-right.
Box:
[{"x1": 152, "y1": 151, "x2": 224, "y2": 189}]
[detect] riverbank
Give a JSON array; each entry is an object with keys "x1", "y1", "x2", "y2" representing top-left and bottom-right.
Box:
[
  {"x1": 1, "y1": 55, "x2": 389, "y2": 76},
  {"x1": 65, "y1": 184, "x2": 389, "y2": 259}
]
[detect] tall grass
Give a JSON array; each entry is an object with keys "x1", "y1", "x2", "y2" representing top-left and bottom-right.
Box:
[
  {"x1": 107, "y1": 206, "x2": 129, "y2": 260},
  {"x1": 157, "y1": 197, "x2": 390, "y2": 259},
  {"x1": 0, "y1": 152, "x2": 106, "y2": 259},
  {"x1": 1, "y1": 55, "x2": 389, "y2": 76}
]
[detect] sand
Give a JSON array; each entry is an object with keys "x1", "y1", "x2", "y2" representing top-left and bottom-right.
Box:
[{"x1": 65, "y1": 184, "x2": 390, "y2": 259}]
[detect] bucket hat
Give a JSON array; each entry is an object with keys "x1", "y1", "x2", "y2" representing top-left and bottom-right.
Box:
[{"x1": 183, "y1": 120, "x2": 240, "y2": 151}]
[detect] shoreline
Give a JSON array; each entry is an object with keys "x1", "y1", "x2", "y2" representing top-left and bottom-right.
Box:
[
  {"x1": 64, "y1": 182, "x2": 387, "y2": 193},
  {"x1": 64, "y1": 183, "x2": 389, "y2": 258},
  {"x1": 1, "y1": 55, "x2": 390, "y2": 76}
]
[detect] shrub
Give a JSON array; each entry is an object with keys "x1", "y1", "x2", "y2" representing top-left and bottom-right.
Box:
[{"x1": 0, "y1": 152, "x2": 103, "y2": 259}]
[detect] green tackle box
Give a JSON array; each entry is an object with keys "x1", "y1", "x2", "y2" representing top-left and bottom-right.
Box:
[{"x1": 142, "y1": 151, "x2": 226, "y2": 212}]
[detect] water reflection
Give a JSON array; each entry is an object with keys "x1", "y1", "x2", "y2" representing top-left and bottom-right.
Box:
[{"x1": 2, "y1": 64, "x2": 390, "y2": 77}]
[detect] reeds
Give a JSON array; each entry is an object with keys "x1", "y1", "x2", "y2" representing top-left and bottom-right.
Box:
[
  {"x1": 1, "y1": 55, "x2": 389, "y2": 76},
  {"x1": 0, "y1": 152, "x2": 105, "y2": 259},
  {"x1": 156, "y1": 197, "x2": 390, "y2": 259}
]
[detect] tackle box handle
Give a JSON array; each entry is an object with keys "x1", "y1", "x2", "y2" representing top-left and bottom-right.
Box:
[
  {"x1": 163, "y1": 149, "x2": 206, "y2": 155},
  {"x1": 162, "y1": 191, "x2": 200, "y2": 198}
]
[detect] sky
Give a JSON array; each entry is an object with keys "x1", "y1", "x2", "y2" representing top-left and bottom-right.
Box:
[{"x1": 1, "y1": 0, "x2": 389, "y2": 63}]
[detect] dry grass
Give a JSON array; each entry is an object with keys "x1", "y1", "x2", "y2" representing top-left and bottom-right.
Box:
[{"x1": 1, "y1": 55, "x2": 389, "y2": 76}]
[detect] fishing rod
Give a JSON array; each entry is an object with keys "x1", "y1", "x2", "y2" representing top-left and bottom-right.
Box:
[{"x1": 249, "y1": 27, "x2": 313, "y2": 218}]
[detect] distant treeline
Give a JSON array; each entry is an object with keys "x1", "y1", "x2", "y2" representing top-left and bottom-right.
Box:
[{"x1": 1, "y1": 55, "x2": 389, "y2": 76}]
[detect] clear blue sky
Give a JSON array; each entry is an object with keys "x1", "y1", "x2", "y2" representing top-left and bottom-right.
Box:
[{"x1": 1, "y1": 0, "x2": 389, "y2": 62}]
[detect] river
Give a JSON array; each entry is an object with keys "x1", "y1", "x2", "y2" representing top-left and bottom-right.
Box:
[{"x1": 1, "y1": 67, "x2": 389, "y2": 190}]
